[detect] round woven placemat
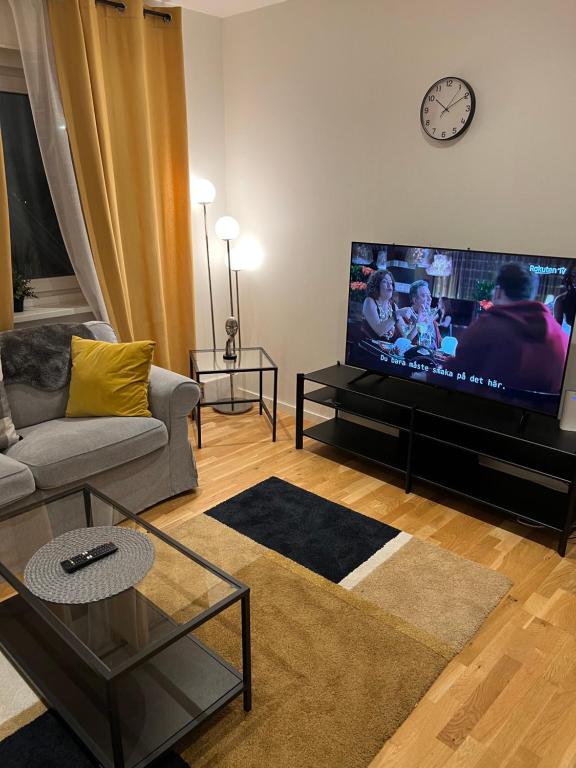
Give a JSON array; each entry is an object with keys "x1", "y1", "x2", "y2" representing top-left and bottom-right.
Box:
[{"x1": 24, "y1": 526, "x2": 155, "y2": 604}]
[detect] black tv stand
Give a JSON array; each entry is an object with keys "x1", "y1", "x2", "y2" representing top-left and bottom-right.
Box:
[
  {"x1": 295, "y1": 364, "x2": 576, "y2": 556},
  {"x1": 348, "y1": 369, "x2": 387, "y2": 386}
]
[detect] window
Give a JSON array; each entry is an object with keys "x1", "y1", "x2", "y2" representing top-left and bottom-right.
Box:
[
  {"x1": 0, "y1": 48, "x2": 92, "y2": 326},
  {"x1": 0, "y1": 90, "x2": 73, "y2": 279}
]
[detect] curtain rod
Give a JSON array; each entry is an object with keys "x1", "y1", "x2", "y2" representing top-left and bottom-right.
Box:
[{"x1": 95, "y1": 1, "x2": 172, "y2": 23}]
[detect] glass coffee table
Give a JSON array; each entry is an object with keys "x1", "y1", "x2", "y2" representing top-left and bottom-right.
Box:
[
  {"x1": 0, "y1": 486, "x2": 251, "y2": 768},
  {"x1": 190, "y1": 347, "x2": 278, "y2": 448}
]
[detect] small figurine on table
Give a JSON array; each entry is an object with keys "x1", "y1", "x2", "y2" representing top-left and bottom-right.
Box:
[{"x1": 224, "y1": 317, "x2": 238, "y2": 360}]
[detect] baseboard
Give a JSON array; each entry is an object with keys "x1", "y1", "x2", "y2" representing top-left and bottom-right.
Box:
[{"x1": 236, "y1": 386, "x2": 328, "y2": 424}]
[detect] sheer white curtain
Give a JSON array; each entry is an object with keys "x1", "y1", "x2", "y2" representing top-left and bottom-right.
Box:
[{"x1": 7, "y1": 0, "x2": 108, "y2": 322}]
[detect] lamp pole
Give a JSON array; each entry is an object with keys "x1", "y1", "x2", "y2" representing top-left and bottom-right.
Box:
[
  {"x1": 226, "y1": 239, "x2": 236, "y2": 351},
  {"x1": 202, "y1": 203, "x2": 217, "y2": 350},
  {"x1": 234, "y1": 269, "x2": 242, "y2": 349},
  {"x1": 194, "y1": 179, "x2": 217, "y2": 348}
]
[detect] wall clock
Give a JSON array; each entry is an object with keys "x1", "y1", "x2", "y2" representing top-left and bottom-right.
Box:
[{"x1": 420, "y1": 77, "x2": 476, "y2": 141}]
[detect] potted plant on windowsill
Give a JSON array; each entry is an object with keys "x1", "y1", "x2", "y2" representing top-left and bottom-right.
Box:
[{"x1": 12, "y1": 271, "x2": 37, "y2": 313}]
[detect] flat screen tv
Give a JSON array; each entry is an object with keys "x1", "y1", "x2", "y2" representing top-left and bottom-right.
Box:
[{"x1": 345, "y1": 242, "x2": 576, "y2": 417}]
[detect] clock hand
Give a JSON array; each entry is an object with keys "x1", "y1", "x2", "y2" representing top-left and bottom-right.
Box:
[
  {"x1": 440, "y1": 87, "x2": 463, "y2": 116},
  {"x1": 443, "y1": 88, "x2": 461, "y2": 111},
  {"x1": 435, "y1": 99, "x2": 451, "y2": 114},
  {"x1": 443, "y1": 94, "x2": 468, "y2": 112}
]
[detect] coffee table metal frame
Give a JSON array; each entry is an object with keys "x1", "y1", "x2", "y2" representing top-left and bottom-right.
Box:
[
  {"x1": 189, "y1": 347, "x2": 278, "y2": 448},
  {"x1": 0, "y1": 485, "x2": 251, "y2": 768}
]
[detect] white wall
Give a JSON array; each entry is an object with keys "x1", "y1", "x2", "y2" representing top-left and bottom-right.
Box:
[
  {"x1": 182, "y1": 9, "x2": 231, "y2": 354},
  {"x1": 211, "y1": 0, "x2": 576, "y2": 411}
]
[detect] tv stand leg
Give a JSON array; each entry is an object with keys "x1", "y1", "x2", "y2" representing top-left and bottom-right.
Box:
[
  {"x1": 349, "y1": 370, "x2": 374, "y2": 386},
  {"x1": 349, "y1": 370, "x2": 389, "y2": 386},
  {"x1": 405, "y1": 409, "x2": 416, "y2": 494},
  {"x1": 559, "y1": 478, "x2": 576, "y2": 556},
  {"x1": 296, "y1": 373, "x2": 304, "y2": 449},
  {"x1": 519, "y1": 411, "x2": 530, "y2": 431}
]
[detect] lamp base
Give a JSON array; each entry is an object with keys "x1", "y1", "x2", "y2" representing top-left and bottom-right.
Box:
[{"x1": 212, "y1": 402, "x2": 253, "y2": 415}]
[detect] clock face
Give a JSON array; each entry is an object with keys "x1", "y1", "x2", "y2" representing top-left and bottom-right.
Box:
[{"x1": 420, "y1": 77, "x2": 476, "y2": 141}]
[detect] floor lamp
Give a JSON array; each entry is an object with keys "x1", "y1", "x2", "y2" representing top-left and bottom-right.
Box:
[{"x1": 214, "y1": 216, "x2": 251, "y2": 414}]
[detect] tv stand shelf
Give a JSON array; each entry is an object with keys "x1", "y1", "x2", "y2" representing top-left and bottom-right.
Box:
[{"x1": 296, "y1": 364, "x2": 576, "y2": 555}]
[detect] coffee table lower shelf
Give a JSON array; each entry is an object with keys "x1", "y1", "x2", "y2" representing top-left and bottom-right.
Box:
[{"x1": 0, "y1": 594, "x2": 244, "y2": 768}]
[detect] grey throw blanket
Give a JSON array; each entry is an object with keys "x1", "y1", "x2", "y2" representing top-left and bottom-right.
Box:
[{"x1": 0, "y1": 323, "x2": 95, "y2": 391}]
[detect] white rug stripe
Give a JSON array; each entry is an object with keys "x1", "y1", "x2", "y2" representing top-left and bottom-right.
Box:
[
  {"x1": 338, "y1": 532, "x2": 412, "y2": 590},
  {"x1": 0, "y1": 650, "x2": 39, "y2": 727}
]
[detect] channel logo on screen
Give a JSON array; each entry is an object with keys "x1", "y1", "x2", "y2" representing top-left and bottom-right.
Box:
[{"x1": 529, "y1": 264, "x2": 567, "y2": 275}]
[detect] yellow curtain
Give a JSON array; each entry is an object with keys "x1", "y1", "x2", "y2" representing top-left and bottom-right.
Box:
[
  {"x1": 47, "y1": 0, "x2": 195, "y2": 373},
  {"x1": 0, "y1": 130, "x2": 13, "y2": 332}
]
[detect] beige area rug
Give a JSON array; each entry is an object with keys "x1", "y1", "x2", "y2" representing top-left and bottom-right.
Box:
[{"x1": 0, "y1": 513, "x2": 511, "y2": 767}]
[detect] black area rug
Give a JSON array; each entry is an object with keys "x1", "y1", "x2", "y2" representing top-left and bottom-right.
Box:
[
  {"x1": 206, "y1": 476, "x2": 401, "y2": 583},
  {"x1": 0, "y1": 711, "x2": 187, "y2": 768}
]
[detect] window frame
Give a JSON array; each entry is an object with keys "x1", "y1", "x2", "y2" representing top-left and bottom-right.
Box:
[
  {"x1": 0, "y1": 47, "x2": 92, "y2": 324},
  {"x1": 0, "y1": 49, "x2": 26, "y2": 94}
]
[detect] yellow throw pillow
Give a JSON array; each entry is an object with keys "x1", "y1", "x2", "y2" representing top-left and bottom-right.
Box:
[{"x1": 66, "y1": 336, "x2": 155, "y2": 418}]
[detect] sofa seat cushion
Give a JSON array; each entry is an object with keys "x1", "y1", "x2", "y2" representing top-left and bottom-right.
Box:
[
  {"x1": 5, "y1": 417, "x2": 168, "y2": 489},
  {"x1": 0, "y1": 454, "x2": 35, "y2": 505}
]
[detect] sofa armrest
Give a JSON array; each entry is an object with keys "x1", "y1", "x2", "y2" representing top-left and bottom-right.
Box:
[{"x1": 148, "y1": 365, "x2": 200, "y2": 433}]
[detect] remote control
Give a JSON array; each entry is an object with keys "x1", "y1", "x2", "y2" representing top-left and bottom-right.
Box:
[{"x1": 60, "y1": 542, "x2": 118, "y2": 574}]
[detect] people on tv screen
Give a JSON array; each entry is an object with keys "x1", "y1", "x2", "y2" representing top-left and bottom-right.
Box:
[
  {"x1": 446, "y1": 262, "x2": 568, "y2": 394},
  {"x1": 554, "y1": 260, "x2": 576, "y2": 329},
  {"x1": 361, "y1": 269, "x2": 402, "y2": 341},
  {"x1": 398, "y1": 280, "x2": 442, "y2": 351}
]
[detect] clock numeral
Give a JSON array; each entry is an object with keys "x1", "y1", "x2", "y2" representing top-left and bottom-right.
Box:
[
  {"x1": 464, "y1": 92, "x2": 470, "y2": 98},
  {"x1": 432, "y1": 127, "x2": 436, "y2": 134},
  {"x1": 461, "y1": 118, "x2": 466, "y2": 124},
  {"x1": 428, "y1": 95, "x2": 435, "y2": 102},
  {"x1": 435, "y1": 84, "x2": 442, "y2": 92},
  {"x1": 441, "y1": 131, "x2": 446, "y2": 138},
  {"x1": 425, "y1": 120, "x2": 430, "y2": 126},
  {"x1": 424, "y1": 107, "x2": 429, "y2": 114},
  {"x1": 452, "y1": 127, "x2": 457, "y2": 134},
  {"x1": 465, "y1": 105, "x2": 471, "y2": 112},
  {"x1": 447, "y1": 79, "x2": 453, "y2": 86}
]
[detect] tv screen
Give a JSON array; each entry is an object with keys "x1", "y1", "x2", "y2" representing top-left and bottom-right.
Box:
[{"x1": 345, "y1": 242, "x2": 575, "y2": 417}]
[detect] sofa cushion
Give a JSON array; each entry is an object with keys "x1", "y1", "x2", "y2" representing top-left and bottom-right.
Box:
[
  {"x1": 66, "y1": 336, "x2": 155, "y2": 418},
  {"x1": 5, "y1": 383, "x2": 70, "y2": 432},
  {"x1": 0, "y1": 454, "x2": 35, "y2": 505},
  {"x1": 5, "y1": 417, "x2": 168, "y2": 489}
]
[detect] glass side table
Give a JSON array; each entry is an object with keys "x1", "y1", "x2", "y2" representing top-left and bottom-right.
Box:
[{"x1": 190, "y1": 347, "x2": 278, "y2": 448}]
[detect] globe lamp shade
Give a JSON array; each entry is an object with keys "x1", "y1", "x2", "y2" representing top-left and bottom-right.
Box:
[
  {"x1": 230, "y1": 237, "x2": 265, "y2": 271},
  {"x1": 193, "y1": 178, "x2": 216, "y2": 205},
  {"x1": 215, "y1": 216, "x2": 240, "y2": 241}
]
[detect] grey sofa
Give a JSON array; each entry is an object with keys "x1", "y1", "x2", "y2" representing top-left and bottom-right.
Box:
[{"x1": 0, "y1": 321, "x2": 201, "y2": 518}]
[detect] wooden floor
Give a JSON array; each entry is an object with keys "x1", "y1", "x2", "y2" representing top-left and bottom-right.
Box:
[{"x1": 145, "y1": 408, "x2": 576, "y2": 768}]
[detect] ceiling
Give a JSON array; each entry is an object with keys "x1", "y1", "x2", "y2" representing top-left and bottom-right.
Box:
[{"x1": 153, "y1": 0, "x2": 287, "y2": 17}]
